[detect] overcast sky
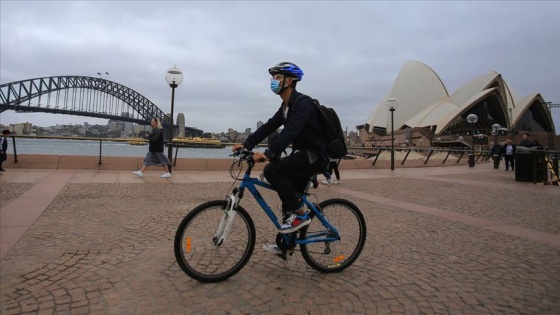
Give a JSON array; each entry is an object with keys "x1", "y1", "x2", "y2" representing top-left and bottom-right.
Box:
[{"x1": 1, "y1": 1, "x2": 559, "y2": 134}]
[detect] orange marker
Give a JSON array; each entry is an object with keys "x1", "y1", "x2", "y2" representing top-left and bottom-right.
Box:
[{"x1": 186, "y1": 237, "x2": 191, "y2": 253}]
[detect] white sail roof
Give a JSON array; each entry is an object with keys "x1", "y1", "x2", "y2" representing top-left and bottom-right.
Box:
[{"x1": 364, "y1": 60, "x2": 554, "y2": 135}]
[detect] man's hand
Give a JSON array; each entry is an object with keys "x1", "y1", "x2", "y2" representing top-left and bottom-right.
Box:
[
  {"x1": 253, "y1": 151, "x2": 267, "y2": 163},
  {"x1": 232, "y1": 144, "x2": 244, "y2": 152}
]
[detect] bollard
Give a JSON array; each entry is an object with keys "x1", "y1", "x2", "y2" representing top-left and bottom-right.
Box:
[{"x1": 468, "y1": 153, "x2": 475, "y2": 167}]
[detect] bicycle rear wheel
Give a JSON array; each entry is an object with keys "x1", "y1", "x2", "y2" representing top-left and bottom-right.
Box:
[
  {"x1": 174, "y1": 200, "x2": 256, "y2": 282},
  {"x1": 300, "y1": 198, "x2": 366, "y2": 273}
]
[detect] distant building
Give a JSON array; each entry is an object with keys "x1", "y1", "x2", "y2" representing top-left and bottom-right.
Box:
[
  {"x1": 257, "y1": 121, "x2": 263, "y2": 129},
  {"x1": 245, "y1": 128, "x2": 251, "y2": 135},
  {"x1": 11, "y1": 123, "x2": 25, "y2": 135},
  {"x1": 133, "y1": 124, "x2": 150, "y2": 135},
  {"x1": 361, "y1": 60, "x2": 557, "y2": 148},
  {"x1": 108, "y1": 122, "x2": 119, "y2": 131},
  {"x1": 177, "y1": 113, "x2": 185, "y2": 137},
  {"x1": 120, "y1": 112, "x2": 133, "y2": 135},
  {"x1": 22, "y1": 122, "x2": 32, "y2": 134}
]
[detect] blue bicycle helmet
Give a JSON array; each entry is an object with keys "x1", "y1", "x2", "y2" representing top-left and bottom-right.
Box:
[{"x1": 268, "y1": 62, "x2": 304, "y2": 81}]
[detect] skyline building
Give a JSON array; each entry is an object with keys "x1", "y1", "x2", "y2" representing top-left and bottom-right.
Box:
[{"x1": 177, "y1": 113, "x2": 185, "y2": 137}]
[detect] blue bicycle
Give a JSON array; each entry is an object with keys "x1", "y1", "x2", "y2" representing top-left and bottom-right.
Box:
[{"x1": 174, "y1": 150, "x2": 367, "y2": 282}]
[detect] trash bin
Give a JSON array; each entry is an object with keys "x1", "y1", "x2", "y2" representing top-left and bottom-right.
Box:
[{"x1": 515, "y1": 151, "x2": 545, "y2": 182}]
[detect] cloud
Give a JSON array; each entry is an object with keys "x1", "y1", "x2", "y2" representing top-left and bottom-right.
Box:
[{"x1": 1, "y1": 1, "x2": 559, "y2": 134}]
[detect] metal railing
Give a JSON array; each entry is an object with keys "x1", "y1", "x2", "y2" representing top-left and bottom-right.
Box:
[
  {"x1": 350, "y1": 146, "x2": 492, "y2": 167},
  {"x1": 7, "y1": 135, "x2": 141, "y2": 166}
]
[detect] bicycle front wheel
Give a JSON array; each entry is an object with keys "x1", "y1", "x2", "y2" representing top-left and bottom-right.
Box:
[
  {"x1": 300, "y1": 198, "x2": 367, "y2": 273},
  {"x1": 174, "y1": 200, "x2": 256, "y2": 282}
]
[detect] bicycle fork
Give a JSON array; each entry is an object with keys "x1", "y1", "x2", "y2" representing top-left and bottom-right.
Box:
[{"x1": 213, "y1": 194, "x2": 238, "y2": 246}]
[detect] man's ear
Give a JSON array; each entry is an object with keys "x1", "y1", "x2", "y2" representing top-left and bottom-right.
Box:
[{"x1": 286, "y1": 77, "x2": 293, "y2": 86}]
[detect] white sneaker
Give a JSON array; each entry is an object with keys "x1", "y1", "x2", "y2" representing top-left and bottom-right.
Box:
[
  {"x1": 133, "y1": 171, "x2": 143, "y2": 177},
  {"x1": 161, "y1": 172, "x2": 171, "y2": 178},
  {"x1": 334, "y1": 180, "x2": 340, "y2": 185},
  {"x1": 262, "y1": 243, "x2": 294, "y2": 255},
  {"x1": 262, "y1": 244, "x2": 282, "y2": 255}
]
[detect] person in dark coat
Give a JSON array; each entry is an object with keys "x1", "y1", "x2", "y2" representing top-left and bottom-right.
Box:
[
  {"x1": 133, "y1": 117, "x2": 172, "y2": 178},
  {"x1": 491, "y1": 142, "x2": 503, "y2": 168},
  {"x1": 232, "y1": 62, "x2": 329, "y2": 246},
  {"x1": 518, "y1": 133, "x2": 532, "y2": 148},
  {"x1": 532, "y1": 140, "x2": 544, "y2": 150},
  {"x1": 0, "y1": 129, "x2": 11, "y2": 172}
]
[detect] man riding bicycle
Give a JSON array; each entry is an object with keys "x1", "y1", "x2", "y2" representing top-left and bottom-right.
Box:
[{"x1": 232, "y1": 62, "x2": 329, "y2": 245}]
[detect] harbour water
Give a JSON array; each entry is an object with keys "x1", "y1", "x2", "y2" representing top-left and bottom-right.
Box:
[{"x1": 6, "y1": 138, "x2": 235, "y2": 159}]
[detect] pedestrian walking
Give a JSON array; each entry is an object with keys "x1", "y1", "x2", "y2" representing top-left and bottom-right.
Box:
[
  {"x1": 133, "y1": 117, "x2": 172, "y2": 178},
  {"x1": 0, "y1": 129, "x2": 10, "y2": 172},
  {"x1": 491, "y1": 142, "x2": 503, "y2": 169},
  {"x1": 327, "y1": 157, "x2": 342, "y2": 184},
  {"x1": 320, "y1": 166, "x2": 333, "y2": 186},
  {"x1": 502, "y1": 139, "x2": 516, "y2": 171}
]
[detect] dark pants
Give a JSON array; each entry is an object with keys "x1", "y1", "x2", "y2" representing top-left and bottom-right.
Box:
[
  {"x1": 0, "y1": 152, "x2": 6, "y2": 170},
  {"x1": 504, "y1": 154, "x2": 514, "y2": 170},
  {"x1": 264, "y1": 151, "x2": 328, "y2": 215},
  {"x1": 328, "y1": 160, "x2": 341, "y2": 180}
]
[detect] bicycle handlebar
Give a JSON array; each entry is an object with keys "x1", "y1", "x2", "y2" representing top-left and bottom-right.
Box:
[{"x1": 231, "y1": 149, "x2": 266, "y2": 163}]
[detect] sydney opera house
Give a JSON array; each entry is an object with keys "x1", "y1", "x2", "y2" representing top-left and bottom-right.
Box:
[{"x1": 358, "y1": 61, "x2": 557, "y2": 148}]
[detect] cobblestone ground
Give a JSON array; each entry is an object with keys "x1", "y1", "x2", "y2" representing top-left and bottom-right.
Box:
[
  {"x1": 342, "y1": 177, "x2": 560, "y2": 235},
  {"x1": 0, "y1": 182, "x2": 34, "y2": 209},
  {"x1": 1, "y1": 176, "x2": 560, "y2": 314}
]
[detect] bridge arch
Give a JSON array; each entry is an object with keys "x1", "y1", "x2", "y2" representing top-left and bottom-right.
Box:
[{"x1": 0, "y1": 76, "x2": 168, "y2": 125}]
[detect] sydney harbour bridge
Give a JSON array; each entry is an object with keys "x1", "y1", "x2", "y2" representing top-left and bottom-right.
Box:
[{"x1": 0, "y1": 76, "x2": 169, "y2": 127}]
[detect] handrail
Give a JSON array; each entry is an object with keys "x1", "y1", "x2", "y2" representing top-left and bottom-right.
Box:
[
  {"x1": 7, "y1": 135, "x2": 142, "y2": 165},
  {"x1": 360, "y1": 146, "x2": 493, "y2": 167}
]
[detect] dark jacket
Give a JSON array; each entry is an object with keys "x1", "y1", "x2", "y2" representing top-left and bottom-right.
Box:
[
  {"x1": 243, "y1": 90, "x2": 328, "y2": 163},
  {"x1": 491, "y1": 144, "x2": 503, "y2": 156},
  {"x1": 147, "y1": 128, "x2": 165, "y2": 153},
  {"x1": 1, "y1": 136, "x2": 7, "y2": 152},
  {"x1": 0, "y1": 136, "x2": 7, "y2": 162},
  {"x1": 518, "y1": 139, "x2": 532, "y2": 148}
]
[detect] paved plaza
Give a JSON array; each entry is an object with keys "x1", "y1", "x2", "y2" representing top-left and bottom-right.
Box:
[{"x1": 1, "y1": 162, "x2": 559, "y2": 314}]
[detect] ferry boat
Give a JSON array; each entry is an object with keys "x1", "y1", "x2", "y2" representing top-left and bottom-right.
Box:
[
  {"x1": 127, "y1": 138, "x2": 148, "y2": 146},
  {"x1": 171, "y1": 137, "x2": 225, "y2": 148}
]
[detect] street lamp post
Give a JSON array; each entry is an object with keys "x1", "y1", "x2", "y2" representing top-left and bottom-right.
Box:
[
  {"x1": 385, "y1": 97, "x2": 399, "y2": 170},
  {"x1": 491, "y1": 123, "x2": 501, "y2": 169},
  {"x1": 492, "y1": 123, "x2": 501, "y2": 144},
  {"x1": 165, "y1": 66, "x2": 184, "y2": 173},
  {"x1": 466, "y1": 113, "x2": 478, "y2": 167}
]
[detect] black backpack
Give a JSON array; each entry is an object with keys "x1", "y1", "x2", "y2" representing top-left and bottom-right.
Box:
[{"x1": 295, "y1": 95, "x2": 348, "y2": 159}]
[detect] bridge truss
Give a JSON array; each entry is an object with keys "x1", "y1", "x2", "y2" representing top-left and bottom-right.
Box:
[{"x1": 0, "y1": 76, "x2": 168, "y2": 125}]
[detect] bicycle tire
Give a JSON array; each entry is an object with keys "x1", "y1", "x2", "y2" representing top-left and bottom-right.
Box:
[
  {"x1": 174, "y1": 200, "x2": 256, "y2": 282},
  {"x1": 300, "y1": 198, "x2": 366, "y2": 273}
]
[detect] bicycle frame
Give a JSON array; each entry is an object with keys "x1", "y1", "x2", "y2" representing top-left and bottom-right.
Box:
[{"x1": 232, "y1": 166, "x2": 341, "y2": 246}]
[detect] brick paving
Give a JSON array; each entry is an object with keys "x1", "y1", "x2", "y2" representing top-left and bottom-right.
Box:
[{"x1": 1, "y1": 162, "x2": 559, "y2": 314}]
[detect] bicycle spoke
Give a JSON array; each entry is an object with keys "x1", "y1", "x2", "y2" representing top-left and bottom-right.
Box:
[
  {"x1": 300, "y1": 199, "x2": 366, "y2": 273},
  {"x1": 174, "y1": 200, "x2": 255, "y2": 282}
]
